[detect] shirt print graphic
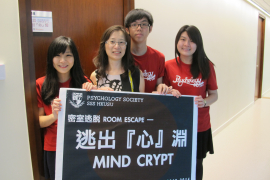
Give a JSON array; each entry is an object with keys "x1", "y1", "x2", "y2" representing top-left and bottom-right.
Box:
[
  {"x1": 143, "y1": 70, "x2": 156, "y2": 81},
  {"x1": 172, "y1": 75, "x2": 204, "y2": 87},
  {"x1": 99, "y1": 79, "x2": 123, "y2": 91}
]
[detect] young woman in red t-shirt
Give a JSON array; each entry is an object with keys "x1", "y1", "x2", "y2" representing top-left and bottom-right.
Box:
[
  {"x1": 164, "y1": 25, "x2": 218, "y2": 180},
  {"x1": 36, "y1": 36, "x2": 95, "y2": 180}
]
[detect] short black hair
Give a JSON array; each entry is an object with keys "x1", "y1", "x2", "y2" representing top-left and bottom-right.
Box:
[{"x1": 124, "y1": 9, "x2": 153, "y2": 28}]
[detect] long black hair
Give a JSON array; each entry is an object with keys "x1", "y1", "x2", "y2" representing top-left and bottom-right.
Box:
[
  {"x1": 41, "y1": 36, "x2": 88, "y2": 105},
  {"x1": 175, "y1": 25, "x2": 213, "y2": 79},
  {"x1": 93, "y1": 25, "x2": 135, "y2": 79}
]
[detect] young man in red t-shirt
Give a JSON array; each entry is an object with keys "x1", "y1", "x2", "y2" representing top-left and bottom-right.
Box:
[{"x1": 125, "y1": 9, "x2": 170, "y2": 93}]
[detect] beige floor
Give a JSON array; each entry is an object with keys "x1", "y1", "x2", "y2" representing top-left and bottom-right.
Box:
[{"x1": 203, "y1": 98, "x2": 270, "y2": 180}]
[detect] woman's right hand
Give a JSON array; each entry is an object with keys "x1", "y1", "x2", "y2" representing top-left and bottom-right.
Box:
[
  {"x1": 51, "y1": 98, "x2": 62, "y2": 120},
  {"x1": 39, "y1": 98, "x2": 62, "y2": 128}
]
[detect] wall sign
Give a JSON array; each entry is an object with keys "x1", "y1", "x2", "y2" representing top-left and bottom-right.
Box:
[{"x1": 31, "y1": 10, "x2": 53, "y2": 32}]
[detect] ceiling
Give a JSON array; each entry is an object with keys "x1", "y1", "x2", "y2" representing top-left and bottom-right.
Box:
[{"x1": 251, "y1": 0, "x2": 270, "y2": 15}]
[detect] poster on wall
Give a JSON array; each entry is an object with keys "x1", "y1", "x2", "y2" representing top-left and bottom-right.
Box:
[{"x1": 55, "y1": 88, "x2": 198, "y2": 180}]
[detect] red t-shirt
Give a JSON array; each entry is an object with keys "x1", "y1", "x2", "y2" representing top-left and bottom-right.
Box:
[
  {"x1": 36, "y1": 76, "x2": 91, "y2": 151},
  {"x1": 164, "y1": 58, "x2": 218, "y2": 132},
  {"x1": 132, "y1": 46, "x2": 165, "y2": 93}
]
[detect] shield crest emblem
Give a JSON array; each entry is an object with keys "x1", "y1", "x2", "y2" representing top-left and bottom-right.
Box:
[
  {"x1": 69, "y1": 92, "x2": 84, "y2": 108},
  {"x1": 72, "y1": 93, "x2": 83, "y2": 105}
]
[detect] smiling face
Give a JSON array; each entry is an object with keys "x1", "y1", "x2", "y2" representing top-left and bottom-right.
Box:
[
  {"x1": 53, "y1": 46, "x2": 74, "y2": 79},
  {"x1": 105, "y1": 30, "x2": 127, "y2": 62},
  {"x1": 126, "y1": 17, "x2": 152, "y2": 44},
  {"x1": 177, "y1": 31, "x2": 197, "y2": 60}
]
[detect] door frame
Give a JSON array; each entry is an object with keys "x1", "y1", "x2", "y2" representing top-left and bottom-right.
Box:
[{"x1": 254, "y1": 14, "x2": 265, "y2": 100}]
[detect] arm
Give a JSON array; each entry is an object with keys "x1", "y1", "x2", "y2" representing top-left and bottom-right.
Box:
[
  {"x1": 39, "y1": 98, "x2": 62, "y2": 128},
  {"x1": 156, "y1": 77, "x2": 163, "y2": 86},
  {"x1": 195, "y1": 90, "x2": 218, "y2": 108},
  {"x1": 139, "y1": 70, "x2": 145, "y2": 92},
  {"x1": 90, "y1": 71, "x2": 97, "y2": 85}
]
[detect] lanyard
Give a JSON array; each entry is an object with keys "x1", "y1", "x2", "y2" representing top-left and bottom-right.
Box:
[{"x1": 128, "y1": 70, "x2": 134, "y2": 92}]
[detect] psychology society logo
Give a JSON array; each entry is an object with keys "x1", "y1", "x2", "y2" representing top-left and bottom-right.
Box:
[{"x1": 69, "y1": 92, "x2": 85, "y2": 108}]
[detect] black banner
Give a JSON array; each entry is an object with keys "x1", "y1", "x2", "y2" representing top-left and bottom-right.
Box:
[{"x1": 56, "y1": 89, "x2": 197, "y2": 180}]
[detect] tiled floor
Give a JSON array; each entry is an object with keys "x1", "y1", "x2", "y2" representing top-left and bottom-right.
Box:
[{"x1": 203, "y1": 98, "x2": 270, "y2": 180}]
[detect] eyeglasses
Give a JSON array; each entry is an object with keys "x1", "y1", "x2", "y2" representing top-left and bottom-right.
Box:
[
  {"x1": 129, "y1": 23, "x2": 150, "y2": 29},
  {"x1": 105, "y1": 40, "x2": 127, "y2": 47}
]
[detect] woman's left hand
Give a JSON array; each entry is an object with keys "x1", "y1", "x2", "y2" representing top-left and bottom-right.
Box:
[
  {"x1": 82, "y1": 82, "x2": 97, "y2": 91},
  {"x1": 195, "y1": 95, "x2": 205, "y2": 108}
]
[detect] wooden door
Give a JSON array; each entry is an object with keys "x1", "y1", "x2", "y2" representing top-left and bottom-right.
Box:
[
  {"x1": 19, "y1": 0, "x2": 134, "y2": 179},
  {"x1": 32, "y1": 0, "x2": 133, "y2": 79},
  {"x1": 254, "y1": 15, "x2": 265, "y2": 100}
]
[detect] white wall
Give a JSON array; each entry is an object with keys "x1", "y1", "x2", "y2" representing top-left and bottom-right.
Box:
[
  {"x1": 135, "y1": 0, "x2": 270, "y2": 133},
  {"x1": 0, "y1": 0, "x2": 33, "y2": 179},
  {"x1": 262, "y1": 18, "x2": 270, "y2": 95}
]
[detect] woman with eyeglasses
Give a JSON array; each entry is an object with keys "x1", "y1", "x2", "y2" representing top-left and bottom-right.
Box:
[
  {"x1": 90, "y1": 25, "x2": 145, "y2": 92},
  {"x1": 164, "y1": 25, "x2": 218, "y2": 180}
]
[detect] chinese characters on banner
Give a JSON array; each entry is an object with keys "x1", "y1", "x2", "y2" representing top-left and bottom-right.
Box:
[{"x1": 56, "y1": 89, "x2": 198, "y2": 180}]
